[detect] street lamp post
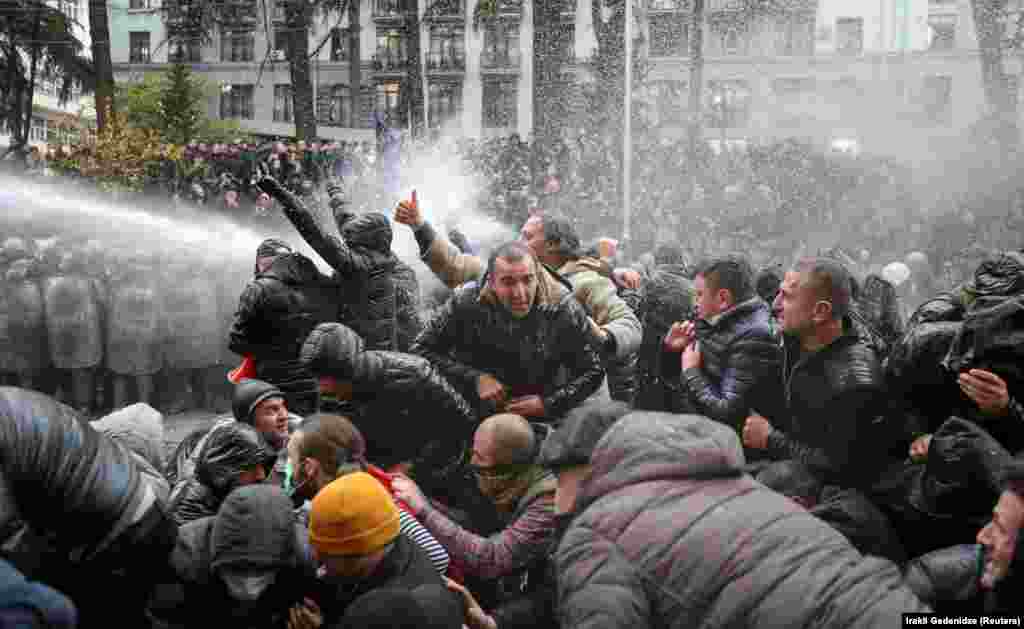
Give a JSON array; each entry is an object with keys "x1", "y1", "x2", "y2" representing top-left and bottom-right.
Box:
[{"x1": 623, "y1": 0, "x2": 633, "y2": 248}]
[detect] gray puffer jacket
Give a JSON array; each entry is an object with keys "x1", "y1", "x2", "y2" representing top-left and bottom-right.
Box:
[{"x1": 555, "y1": 411, "x2": 930, "y2": 629}]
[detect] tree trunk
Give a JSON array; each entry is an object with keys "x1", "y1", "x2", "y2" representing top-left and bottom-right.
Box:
[
  {"x1": 89, "y1": 0, "x2": 115, "y2": 132},
  {"x1": 288, "y1": 0, "x2": 317, "y2": 140},
  {"x1": 404, "y1": 2, "x2": 423, "y2": 133},
  {"x1": 532, "y1": 1, "x2": 561, "y2": 144},
  {"x1": 970, "y1": 0, "x2": 1010, "y2": 117},
  {"x1": 687, "y1": 0, "x2": 704, "y2": 157},
  {"x1": 348, "y1": 0, "x2": 361, "y2": 128}
]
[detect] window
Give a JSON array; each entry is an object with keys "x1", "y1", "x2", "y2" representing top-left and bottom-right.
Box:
[
  {"x1": 648, "y1": 80, "x2": 687, "y2": 125},
  {"x1": 274, "y1": 84, "x2": 294, "y2": 122},
  {"x1": 482, "y1": 22, "x2": 520, "y2": 68},
  {"x1": 921, "y1": 75, "x2": 952, "y2": 125},
  {"x1": 222, "y1": 30, "x2": 255, "y2": 62},
  {"x1": 706, "y1": 80, "x2": 751, "y2": 128},
  {"x1": 773, "y1": 77, "x2": 816, "y2": 99},
  {"x1": 129, "y1": 0, "x2": 147, "y2": 9},
  {"x1": 375, "y1": 0, "x2": 405, "y2": 16},
  {"x1": 169, "y1": 38, "x2": 202, "y2": 62},
  {"x1": 274, "y1": 29, "x2": 290, "y2": 58},
  {"x1": 331, "y1": 27, "x2": 351, "y2": 62},
  {"x1": 324, "y1": 84, "x2": 352, "y2": 126},
  {"x1": 483, "y1": 80, "x2": 517, "y2": 128},
  {"x1": 929, "y1": 19, "x2": 956, "y2": 51},
  {"x1": 775, "y1": 14, "x2": 813, "y2": 56},
  {"x1": 220, "y1": 84, "x2": 254, "y2": 119},
  {"x1": 428, "y1": 25, "x2": 465, "y2": 69},
  {"x1": 29, "y1": 116, "x2": 47, "y2": 143},
  {"x1": 650, "y1": 16, "x2": 687, "y2": 57},
  {"x1": 553, "y1": 23, "x2": 574, "y2": 63},
  {"x1": 376, "y1": 29, "x2": 408, "y2": 70},
  {"x1": 376, "y1": 81, "x2": 403, "y2": 125},
  {"x1": 429, "y1": 82, "x2": 462, "y2": 127},
  {"x1": 836, "y1": 17, "x2": 863, "y2": 55},
  {"x1": 129, "y1": 32, "x2": 151, "y2": 63}
]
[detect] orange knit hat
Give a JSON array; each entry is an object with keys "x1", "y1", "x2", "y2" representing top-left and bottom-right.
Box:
[{"x1": 309, "y1": 472, "x2": 400, "y2": 556}]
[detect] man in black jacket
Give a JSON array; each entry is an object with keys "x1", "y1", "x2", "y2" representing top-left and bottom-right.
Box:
[
  {"x1": 299, "y1": 321, "x2": 477, "y2": 472},
  {"x1": 258, "y1": 174, "x2": 399, "y2": 352},
  {"x1": 411, "y1": 242, "x2": 603, "y2": 423},
  {"x1": 664, "y1": 255, "x2": 783, "y2": 434},
  {"x1": 743, "y1": 257, "x2": 897, "y2": 493},
  {"x1": 228, "y1": 239, "x2": 336, "y2": 416}
]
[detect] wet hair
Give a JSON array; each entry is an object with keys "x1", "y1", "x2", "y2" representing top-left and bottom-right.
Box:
[
  {"x1": 486, "y1": 241, "x2": 534, "y2": 278},
  {"x1": 294, "y1": 414, "x2": 366, "y2": 476},
  {"x1": 793, "y1": 257, "x2": 853, "y2": 321},
  {"x1": 653, "y1": 244, "x2": 687, "y2": 267},
  {"x1": 541, "y1": 215, "x2": 581, "y2": 260},
  {"x1": 755, "y1": 266, "x2": 783, "y2": 303},
  {"x1": 695, "y1": 255, "x2": 755, "y2": 304}
]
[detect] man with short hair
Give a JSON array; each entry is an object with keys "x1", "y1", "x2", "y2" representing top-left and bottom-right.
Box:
[
  {"x1": 285, "y1": 413, "x2": 451, "y2": 576},
  {"x1": 411, "y1": 242, "x2": 602, "y2": 421},
  {"x1": 308, "y1": 472, "x2": 462, "y2": 626},
  {"x1": 229, "y1": 238, "x2": 337, "y2": 416},
  {"x1": 743, "y1": 257, "x2": 895, "y2": 492},
  {"x1": 664, "y1": 255, "x2": 783, "y2": 433},
  {"x1": 393, "y1": 414, "x2": 557, "y2": 610},
  {"x1": 520, "y1": 215, "x2": 642, "y2": 404}
]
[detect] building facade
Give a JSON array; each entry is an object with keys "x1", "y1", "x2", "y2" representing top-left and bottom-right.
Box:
[
  {"x1": 108, "y1": 0, "x2": 1024, "y2": 156},
  {"x1": 0, "y1": 0, "x2": 95, "y2": 149}
]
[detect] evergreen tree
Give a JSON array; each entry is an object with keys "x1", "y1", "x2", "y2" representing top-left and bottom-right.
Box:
[{"x1": 158, "y1": 62, "x2": 204, "y2": 145}]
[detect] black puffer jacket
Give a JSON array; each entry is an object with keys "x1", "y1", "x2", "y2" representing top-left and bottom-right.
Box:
[
  {"x1": 0, "y1": 388, "x2": 173, "y2": 570},
  {"x1": 228, "y1": 253, "x2": 336, "y2": 416},
  {"x1": 681, "y1": 298, "x2": 785, "y2": 432},
  {"x1": 261, "y1": 177, "x2": 398, "y2": 351},
  {"x1": 555, "y1": 411, "x2": 929, "y2": 629},
  {"x1": 301, "y1": 322, "x2": 477, "y2": 468},
  {"x1": 766, "y1": 321, "x2": 898, "y2": 489},
  {"x1": 392, "y1": 258, "x2": 422, "y2": 352},
  {"x1": 410, "y1": 282, "x2": 604, "y2": 421},
  {"x1": 150, "y1": 485, "x2": 317, "y2": 629},
  {"x1": 633, "y1": 263, "x2": 695, "y2": 412},
  {"x1": 166, "y1": 423, "x2": 276, "y2": 526}
]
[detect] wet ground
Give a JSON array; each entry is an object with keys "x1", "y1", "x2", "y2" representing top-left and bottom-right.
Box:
[{"x1": 162, "y1": 410, "x2": 227, "y2": 461}]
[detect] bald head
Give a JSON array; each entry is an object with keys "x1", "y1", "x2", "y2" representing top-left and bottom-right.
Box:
[{"x1": 477, "y1": 413, "x2": 535, "y2": 466}]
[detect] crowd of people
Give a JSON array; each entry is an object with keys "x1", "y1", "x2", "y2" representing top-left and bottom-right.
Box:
[{"x1": 3, "y1": 153, "x2": 1024, "y2": 629}]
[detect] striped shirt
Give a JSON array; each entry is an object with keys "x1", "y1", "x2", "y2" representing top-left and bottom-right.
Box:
[{"x1": 399, "y1": 509, "x2": 450, "y2": 576}]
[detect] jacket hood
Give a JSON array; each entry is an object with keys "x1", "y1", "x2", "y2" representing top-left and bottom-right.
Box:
[
  {"x1": 577, "y1": 411, "x2": 745, "y2": 514},
  {"x1": 340, "y1": 212, "x2": 394, "y2": 252},
  {"x1": 91, "y1": 403, "x2": 165, "y2": 471},
  {"x1": 210, "y1": 484, "x2": 296, "y2": 573},
  {"x1": 261, "y1": 252, "x2": 321, "y2": 285},
  {"x1": 559, "y1": 256, "x2": 608, "y2": 278},
  {"x1": 232, "y1": 379, "x2": 285, "y2": 424},
  {"x1": 196, "y1": 423, "x2": 276, "y2": 498},
  {"x1": 300, "y1": 322, "x2": 364, "y2": 380}
]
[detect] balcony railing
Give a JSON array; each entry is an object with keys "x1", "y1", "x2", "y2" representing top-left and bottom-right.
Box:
[
  {"x1": 426, "y1": 51, "x2": 465, "y2": 71},
  {"x1": 372, "y1": 52, "x2": 412, "y2": 72},
  {"x1": 374, "y1": 0, "x2": 410, "y2": 18},
  {"x1": 481, "y1": 50, "x2": 519, "y2": 69}
]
